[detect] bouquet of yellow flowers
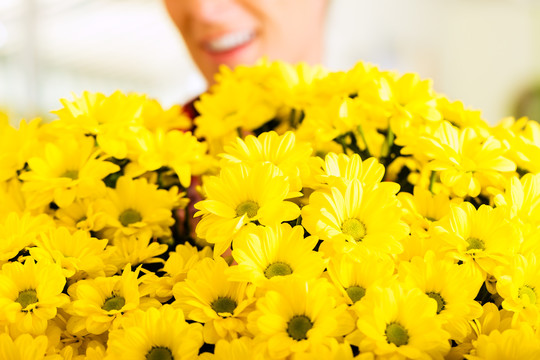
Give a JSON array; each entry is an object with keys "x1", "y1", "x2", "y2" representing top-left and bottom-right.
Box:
[{"x1": 2, "y1": 60, "x2": 540, "y2": 359}]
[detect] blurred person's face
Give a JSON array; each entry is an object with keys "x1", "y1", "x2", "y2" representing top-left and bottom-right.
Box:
[{"x1": 163, "y1": 0, "x2": 328, "y2": 84}]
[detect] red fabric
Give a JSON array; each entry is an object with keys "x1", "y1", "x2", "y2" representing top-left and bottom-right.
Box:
[
  {"x1": 177, "y1": 97, "x2": 203, "y2": 244},
  {"x1": 182, "y1": 97, "x2": 200, "y2": 129},
  {"x1": 179, "y1": 96, "x2": 235, "y2": 261},
  {"x1": 182, "y1": 97, "x2": 199, "y2": 120}
]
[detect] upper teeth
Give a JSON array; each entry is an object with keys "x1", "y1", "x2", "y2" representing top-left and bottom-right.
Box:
[{"x1": 207, "y1": 31, "x2": 254, "y2": 52}]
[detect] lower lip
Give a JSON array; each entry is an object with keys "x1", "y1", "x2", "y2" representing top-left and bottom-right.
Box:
[{"x1": 204, "y1": 37, "x2": 257, "y2": 66}]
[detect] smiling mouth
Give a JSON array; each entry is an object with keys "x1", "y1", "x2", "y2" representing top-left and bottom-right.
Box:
[{"x1": 206, "y1": 31, "x2": 256, "y2": 53}]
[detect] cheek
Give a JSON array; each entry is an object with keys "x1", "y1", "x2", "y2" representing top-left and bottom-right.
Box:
[
  {"x1": 281, "y1": 0, "x2": 326, "y2": 35},
  {"x1": 259, "y1": 0, "x2": 327, "y2": 58},
  {"x1": 163, "y1": 0, "x2": 181, "y2": 23},
  {"x1": 258, "y1": 0, "x2": 326, "y2": 29},
  {"x1": 163, "y1": 1, "x2": 191, "y2": 38}
]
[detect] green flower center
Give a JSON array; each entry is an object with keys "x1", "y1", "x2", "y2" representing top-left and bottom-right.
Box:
[
  {"x1": 519, "y1": 285, "x2": 537, "y2": 304},
  {"x1": 236, "y1": 201, "x2": 259, "y2": 218},
  {"x1": 102, "y1": 295, "x2": 126, "y2": 311},
  {"x1": 287, "y1": 315, "x2": 313, "y2": 341},
  {"x1": 341, "y1": 218, "x2": 366, "y2": 242},
  {"x1": 466, "y1": 237, "x2": 486, "y2": 252},
  {"x1": 426, "y1": 291, "x2": 446, "y2": 314},
  {"x1": 146, "y1": 347, "x2": 173, "y2": 360},
  {"x1": 16, "y1": 289, "x2": 38, "y2": 310},
  {"x1": 264, "y1": 262, "x2": 293, "y2": 279},
  {"x1": 346, "y1": 286, "x2": 366, "y2": 303},
  {"x1": 119, "y1": 209, "x2": 142, "y2": 226},
  {"x1": 211, "y1": 296, "x2": 237, "y2": 315},
  {"x1": 385, "y1": 322, "x2": 409, "y2": 347},
  {"x1": 62, "y1": 170, "x2": 79, "y2": 180}
]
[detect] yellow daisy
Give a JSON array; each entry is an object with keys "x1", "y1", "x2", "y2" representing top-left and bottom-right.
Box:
[
  {"x1": 435, "y1": 202, "x2": 519, "y2": 276},
  {"x1": 312, "y1": 152, "x2": 388, "y2": 190},
  {"x1": 493, "y1": 174, "x2": 540, "y2": 255},
  {"x1": 291, "y1": 340, "x2": 359, "y2": 360},
  {"x1": 491, "y1": 116, "x2": 540, "y2": 174},
  {"x1": 496, "y1": 254, "x2": 540, "y2": 327},
  {"x1": 0, "y1": 117, "x2": 42, "y2": 183},
  {"x1": 45, "y1": 307, "x2": 108, "y2": 358},
  {"x1": 396, "y1": 230, "x2": 454, "y2": 264},
  {"x1": 296, "y1": 64, "x2": 385, "y2": 145},
  {"x1": 398, "y1": 251, "x2": 484, "y2": 342},
  {"x1": 172, "y1": 257, "x2": 255, "y2": 344},
  {"x1": 107, "y1": 231, "x2": 168, "y2": 270},
  {"x1": 327, "y1": 249, "x2": 395, "y2": 305},
  {"x1": 397, "y1": 186, "x2": 455, "y2": 236},
  {"x1": 437, "y1": 97, "x2": 488, "y2": 133},
  {"x1": 0, "y1": 212, "x2": 54, "y2": 265},
  {"x1": 382, "y1": 72, "x2": 442, "y2": 124},
  {"x1": 302, "y1": 179, "x2": 408, "y2": 255},
  {"x1": 66, "y1": 265, "x2": 159, "y2": 335},
  {"x1": 53, "y1": 198, "x2": 107, "y2": 233},
  {"x1": 220, "y1": 131, "x2": 313, "y2": 192},
  {"x1": 140, "y1": 243, "x2": 212, "y2": 302},
  {"x1": 0, "y1": 116, "x2": 20, "y2": 181},
  {"x1": 194, "y1": 162, "x2": 301, "y2": 257},
  {"x1": 0, "y1": 179, "x2": 25, "y2": 220},
  {"x1": 295, "y1": 97, "x2": 343, "y2": 146},
  {"x1": 314, "y1": 61, "x2": 380, "y2": 100},
  {"x1": 403, "y1": 121, "x2": 516, "y2": 198},
  {"x1": 63, "y1": 341, "x2": 106, "y2": 360},
  {"x1": 29, "y1": 227, "x2": 112, "y2": 280},
  {"x1": 194, "y1": 74, "x2": 278, "y2": 156},
  {"x1": 105, "y1": 305, "x2": 203, "y2": 360},
  {"x1": 202, "y1": 337, "x2": 254, "y2": 360},
  {"x1": 19, "y1": 135, "x2": 119, "y2": 209},
  {"x1": 96, "y1": 176, "x2": 180, "y2": 242},
  {"x1": 0, "y1": 333, "x2": 53, "y2": 360},
  {"x1": 383, "y1": 72, "x2": 442, "y2": 150},
  {"x1": 465, "y1": 323, "x2": 540, "y2": 360},
  {"x1": 383, "y1": 155, "x2": 425, "y2": 190},
  {"x1": 0, "y1": 259, "x2": 69, "y2": 335},
  {"x1": 228, "y1": 223, "x2": 326, "y2": 285},
  {"x1": 299, "y1": 97, "x2": 377, "y2": 155},
  {"x1": 137, "y1": 97, "x2": 191, "y2": 132},
  {"x1": 446, "y1": 302, "x2": 513, "y2": 360},
  {"x1": 52, "y1": 91, "x2": 188, "y2": 160},
  {"x1": 52, "y1": 91, "x2": 138, "y2": 135},
  {"x1": 137, "y1": 128, "x2": 211, "y2": 188},
  {"x1": 336, "y1": 98, "x2": 387, "y2": 152},
  {"x1": 354, "y1": 283, "x2": 450, "y2": 359},
  {"x1": 292, "y1": 103, "x2": 342, "y2": 158},
  {"x1": 247, "y1": 277, "x2": 354, "y2": 359},
  {"x1": 269, "y1": 61, "x2": 328, "y2": 112},
  {"x1": 494, "y1": 173, "x2": 540, "y2": 222}
]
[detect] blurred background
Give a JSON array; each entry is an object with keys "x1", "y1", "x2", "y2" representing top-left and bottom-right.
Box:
[{"x1": 1, "y1": 0, "x2": 539, "y2": 125}]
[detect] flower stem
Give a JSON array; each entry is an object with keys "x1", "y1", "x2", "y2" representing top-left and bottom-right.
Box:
[
  {"x1": 381, "y1": 127, "x2": 394, "y2": 159},
  {"x1": 356, "y1": 125, "x2": 371, "y2": 158},
  {"x1": 429, "y1": 171, "x2": 436, "y2": 193}
]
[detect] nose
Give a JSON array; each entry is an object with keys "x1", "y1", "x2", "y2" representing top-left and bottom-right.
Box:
[{"x1": 190, "y1": 0, "x2": 236, "y2": 23}]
